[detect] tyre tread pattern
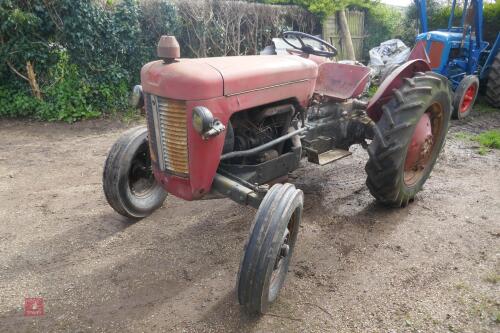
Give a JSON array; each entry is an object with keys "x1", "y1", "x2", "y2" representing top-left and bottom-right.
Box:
[
  {"x1": 365, "y1": 72, "x2": 451, "y2": 207},
  {"x1": 485, "y1": 53, "x2": 500, "y2": 108}
]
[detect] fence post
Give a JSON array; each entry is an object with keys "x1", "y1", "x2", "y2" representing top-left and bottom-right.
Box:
[{"x1": 322, "y1": 10, "x2": 365, "y2": 61}]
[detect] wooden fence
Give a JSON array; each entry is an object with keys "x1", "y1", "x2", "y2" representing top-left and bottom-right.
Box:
[{"x1": 323, "y1": 10, "x2": 366, "y2": 61}]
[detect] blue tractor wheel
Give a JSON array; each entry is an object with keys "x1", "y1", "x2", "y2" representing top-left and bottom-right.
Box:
[{"x1": 452, "y1": 76, "x2": 479, "y2": 119}]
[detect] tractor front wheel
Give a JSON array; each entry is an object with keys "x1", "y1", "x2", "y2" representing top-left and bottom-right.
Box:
[
  {"x1": 238, "y1": 183, "x2": 303, "y2": 314},
  {"x1": 103, "y1": 126, "x2": 167, "y2": 219},
  {"x1": 365, "y1": 72, "x2": 451, "y2": 207},
  {"x1": 452, "y1": 75, "x2": 479, "y2": 119}
]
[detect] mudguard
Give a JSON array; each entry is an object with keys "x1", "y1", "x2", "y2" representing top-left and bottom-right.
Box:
[{"x1": 366, "y1": 59, "x2": 432, "y2": 122}]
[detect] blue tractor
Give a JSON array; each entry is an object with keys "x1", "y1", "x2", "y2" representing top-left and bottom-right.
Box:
[{"x1": 414, "y1": 0, "x2": 500, "y2": 118}]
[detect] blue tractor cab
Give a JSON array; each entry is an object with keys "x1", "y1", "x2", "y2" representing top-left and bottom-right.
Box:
[{"x1": 414, "y1": 0, "x2": 500, "y2": 118}]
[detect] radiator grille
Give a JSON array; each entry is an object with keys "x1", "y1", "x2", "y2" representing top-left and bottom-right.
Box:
[{"x1": 149, "y1": 95, "x2": 189, "y2": 176}]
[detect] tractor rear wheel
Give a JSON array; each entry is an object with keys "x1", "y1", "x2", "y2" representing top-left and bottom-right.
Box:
[
  {"x1": 238, "y1": 183, "x2": 303, "y2": 314},
  {"x1": 485, "y1": 53, "x2": 500, "y2": 108},
  {"x1": 365, "y1": 72, "x2": 451, "y2": 207},
  {"x1": 103, "y1": 126, "x2": 167, "y2": 219},
  {"x1": 452, "y1": 75, "x2": 479, "y2": 119}
]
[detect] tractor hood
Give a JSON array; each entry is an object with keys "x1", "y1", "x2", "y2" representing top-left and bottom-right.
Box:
[{"x1": 141, "y1": 55, "x2": 318, "y2": 100}]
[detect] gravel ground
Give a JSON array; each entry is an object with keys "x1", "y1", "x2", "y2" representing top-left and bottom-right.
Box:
[{"x1": 0, "y1": 108, "x2": 499, "y2": 332}]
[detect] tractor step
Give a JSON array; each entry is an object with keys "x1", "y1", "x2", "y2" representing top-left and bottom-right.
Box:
[{"x1": 307, "y1": 148, "x2": 352, "y2": 165}]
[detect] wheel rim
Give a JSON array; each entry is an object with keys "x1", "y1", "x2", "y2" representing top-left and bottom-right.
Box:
[
  {"x1": 128, "y1": 142, "x2": 156, "y2": 197},
  {"x1": 460, "y1": 84, "x2": 476, "y2": 113},
  {"x1": 269, "y1": 208, "x2": 299, "y2": 300},
  {"x1": 404, "y1": 102, "x2": 444, "y2": 186}
]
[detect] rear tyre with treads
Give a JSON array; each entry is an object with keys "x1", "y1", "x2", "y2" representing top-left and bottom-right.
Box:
[
  {"x1": 485, "y1": 53, "x2": 500, "y2": 108},
  {"x1": 365, "y1": 72, "x2": 452, "y2": 207}
]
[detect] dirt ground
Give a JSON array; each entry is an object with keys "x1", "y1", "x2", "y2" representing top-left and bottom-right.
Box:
[{"x1": 0, "y1": 107, "x2": 499, "y2": 333}]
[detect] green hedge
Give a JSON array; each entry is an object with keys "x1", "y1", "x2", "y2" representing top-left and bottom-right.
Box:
[
  {"x1": 0, "y1": 0, "x2": 178, "y2": 121},
  {"x1": 0, "y1": 0, "x2": 315, "y2": 122},
  {"x1": 2, "y1": 0, "x2": 498, "y2": 122}
]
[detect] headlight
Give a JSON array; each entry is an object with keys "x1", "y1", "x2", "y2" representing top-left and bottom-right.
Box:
[
  {"x1": 192, "y1": 106, "x2": 214, "y2": 134},
  {"x1": 130, "y1": 85, "x2": 144, "y2": 109},
  {"x1": 192, "y1": 106, "x2": 225, "y2": 139}
]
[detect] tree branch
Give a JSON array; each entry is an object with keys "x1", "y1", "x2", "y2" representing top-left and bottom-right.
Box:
[{"x1": 6, "y1": 61, "x2": 29, "y2": 82}]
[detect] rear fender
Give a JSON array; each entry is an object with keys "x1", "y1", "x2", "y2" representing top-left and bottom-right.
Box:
[{"x1": 366, "y1": 59, "x2": 431, "y2": 122}]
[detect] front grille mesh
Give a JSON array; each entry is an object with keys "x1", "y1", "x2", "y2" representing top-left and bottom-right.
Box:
[{"x1": 150, "y1": 95, "x2": 189, "y2": 176}]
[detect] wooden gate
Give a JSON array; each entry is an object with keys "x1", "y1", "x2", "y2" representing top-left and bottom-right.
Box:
[{"x1": 322, "y1": 10, "x2": 366, "y2": 61}]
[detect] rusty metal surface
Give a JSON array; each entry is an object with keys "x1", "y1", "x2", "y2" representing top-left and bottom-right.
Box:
[
  {"x1": 366, "y1": 59, "x2": 431, "y2": 122},
  {"x1": 429, "y1": 41, "x2": 445, "y2": 69},
  {"x1": 314, "y1": 62, "x2": 371, "y2": 100},
  {"x1": 405, "y1": 112, "x2": 433, "y2": 172},
  {"x1": 308, "y1": 148, "x2": 352, "y2": 165},
  {"x1": 404, "y1": 102, "x2": 445, "y2": 186},
  {"x1": 151, "y1": 96, "x2": 189, "y2": 175},
  {"x1": 408, "y1": 40, "x2": 430, "y2": 63}
]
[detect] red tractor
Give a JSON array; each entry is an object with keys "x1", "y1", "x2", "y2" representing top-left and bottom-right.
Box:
[{"x1": 103, "y1": 32, "x2": 451, "y2": 314}]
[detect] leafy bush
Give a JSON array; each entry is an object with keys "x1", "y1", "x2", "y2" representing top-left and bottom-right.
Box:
[
  {"x1": 363, "y1": 3, "x2": 404, "y2": 57},
  {"x1": 0, "y1": 49, "x2": 100, "y2": 122},
  {"x1": 0, "y1": 0, "x2": 178, "y2": 121},
  {"x1": 1, "y1": 0, "x2": 318, "y2": 121}
]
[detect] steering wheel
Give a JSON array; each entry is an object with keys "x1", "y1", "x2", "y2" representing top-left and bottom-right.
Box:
[{"x1": 282, "y1": 31, "x2": 338, "y2": 58}]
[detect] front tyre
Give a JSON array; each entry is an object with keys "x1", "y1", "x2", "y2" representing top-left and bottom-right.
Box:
[
  {"x1": 365, "y1": 72, "x2": 451, "y2": 207},
  {"x1": 452, "y1": 75, "x2": 479, "y2": 119},
  {"x1": 238, "y1": 183, "x2": 303, "y2": 314},
  {"x1": 103, "y1": 126, "x2": 167, "y2": 219}
]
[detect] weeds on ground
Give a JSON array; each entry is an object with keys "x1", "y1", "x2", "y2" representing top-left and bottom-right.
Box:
[
  {"x1": 454, "y1": 130, "x2": 500, "y2": 155},
  {"x1": 484, "y1": 272, "x2": 500, "y2": 284},
  {"x1": 476, "y1": 130, "x2": 500, "y2": 149},
  {"x1": 454, "y1": 132, "x2": 474, "y2": 141}
]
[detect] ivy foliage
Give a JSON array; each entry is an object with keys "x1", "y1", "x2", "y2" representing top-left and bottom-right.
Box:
[{"x1": 0, "y1": 0, "x2": 178, "y2": 121}]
